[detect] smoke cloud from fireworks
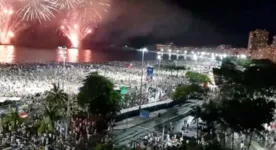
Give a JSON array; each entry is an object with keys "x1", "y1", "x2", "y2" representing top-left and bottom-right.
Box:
[{"x1": 90, "y1": 0, "x2": 222, "y2": 46}]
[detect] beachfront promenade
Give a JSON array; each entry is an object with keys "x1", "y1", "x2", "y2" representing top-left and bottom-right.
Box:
[{"x1": 120, "y1": 99, "x2": 172, "y2": 114}]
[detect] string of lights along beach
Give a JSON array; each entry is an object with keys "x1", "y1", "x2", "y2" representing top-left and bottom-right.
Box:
[{"x1": 0, "y1": 0, "x2": 110, "y2": 47}]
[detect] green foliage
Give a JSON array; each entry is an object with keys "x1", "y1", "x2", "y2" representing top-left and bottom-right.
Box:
[
  {"x1": 45, "y1": 83, "x2": 68, "y2": 108},
  {"x1": 221, "y1": 97, "x2": 276, "y2": 133},
  {"x1": 172, "y1": 84, "x2": 206, "y2": 101},
  {"x1": 3, "y1": 108, "x2": 24, "y2": 130},
  {"x1": 78, "y1": 72, "x2": 121, "y2": 120},
  {"x1": 158, "y1": 64, "x2": 186, "y2": 70},
  {"x1": 222, "y1": 57, "x2": 252, "y2": 68},
  {"x1": 236, "y1": 59, "x2": 252, "y2": 67},
  {"x1": 186, "y1": 71, "x2": 210, "y2": 84},
  {"x1": 37, "y1": 117, "x2": 54, "y2": 133},
  {"x1": 44, "y1": 101, "x2": 62, "y2": 126},
  {"x1": 218, "y1": 58, "x2": 276, "y2": 86},
  {"x1": 38, "y1": 84, "x2": 68, "y2": 133},
  {"x1": 214, "y1": 57, "x2": 276, "y2": 97},
  {"x1": 212, "y1": 60, "x2": 276, "y2": 148},
  {"x1": 200, "y1": 101, "x2": 221, "y2": 131}
]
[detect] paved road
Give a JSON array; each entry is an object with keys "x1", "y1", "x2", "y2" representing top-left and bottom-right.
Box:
[{"x1": 112, "y1": 101, "x2": 201, "y2": 146}]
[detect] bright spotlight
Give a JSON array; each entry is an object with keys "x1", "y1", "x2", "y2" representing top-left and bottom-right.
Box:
[{"x1": 157, "y1": 55, "x2": 162, "y2": 60}]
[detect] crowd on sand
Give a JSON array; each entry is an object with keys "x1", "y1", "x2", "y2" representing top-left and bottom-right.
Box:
[{"x1": 0, "y1": 60, "x2": 215, "y2": 149}]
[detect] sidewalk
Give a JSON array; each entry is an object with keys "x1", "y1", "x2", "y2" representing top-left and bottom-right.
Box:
[
  {"x1": 120, "y1": 99, "x2": 172, "y2": 114},
  {"x1": 113, "y1": 109, "x2": 167, "y2": 130},
  {"x1": 250, "y1": 141, "x2": 267, "y2": 150}
]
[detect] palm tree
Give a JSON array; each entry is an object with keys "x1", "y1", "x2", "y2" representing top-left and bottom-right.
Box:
[
  {"x1": 38, "y1": 101, "x2": 62, "y2": 133},
  {"x1": 46, "y1": 83, "x2": 68, "y2": 108},
  {"x1": 37, "y1": 117, "x2": 55, "y2": 133},
  {"x1": 189, "y1": 105, "x2": 202, "y2": 140},
  {"x1": 70, "y1": 94, "x2": 79, "y2": 115},
  {"x1": 3, "y1": 108, "x2": 24, "y2": 131}
]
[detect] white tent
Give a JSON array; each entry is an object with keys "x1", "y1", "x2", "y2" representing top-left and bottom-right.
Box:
[{"x1": 0, "y1": 97, "x2": 21, "y2": 103}]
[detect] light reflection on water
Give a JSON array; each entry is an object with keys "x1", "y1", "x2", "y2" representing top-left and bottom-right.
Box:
[
  {"x1": 0, "y1": 45, "x2": 15, "y2": 63},
  {"x1": 0, "y1": 46, "x2": 195, "y2": 64},
  {"x1": 0, "y1": 46, "x2": 141, "y2": 64},
  {"x1": 57, "y1": 48, "x2": 79, "y2": 63},
  {"x1": 83, "y1": 50, "x2": 91, "y2": 63}
]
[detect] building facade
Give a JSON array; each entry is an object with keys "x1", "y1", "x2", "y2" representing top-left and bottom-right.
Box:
[
  {"x1": 248, "y1": 29, "x2": 269, "y2": 51},
  {"x1": 273, "y1": 36, "x2": 276, "y2": 46},
  {"x1": 248, "y1": 29, "x2": 276, "y2": 62},
  {"x1": 250, "y1": 46, "x2": 276, "y2": 62}
]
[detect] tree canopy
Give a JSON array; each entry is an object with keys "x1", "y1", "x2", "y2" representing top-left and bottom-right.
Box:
[
  {"x1": 45, "y1": 83, "x2": 68, "y2": 109},
  {"x1": 214, "y1": 58, "x2": 276, "y2": 97},
  {"x1": 185, "y1": 71, "x2": 211, "y2": 84},
  {"x1": 221, "y1": 97, "x2": 275, "y2": 133},
  {"x1": 212, "y1": 58, "x2": 276, "y2": 148},
  {"x1": 78, "y1": 72, "x2": 121, "y2": 120},
  {"x1": 221, "y1": 57, "x2": 252, "y2": 68},
  {"x1": 172, "y1": 84, "x2": 206, "y2": 101}
]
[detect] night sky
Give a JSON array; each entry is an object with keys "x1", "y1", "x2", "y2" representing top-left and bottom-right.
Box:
[
  {"x1": 15, "y1": 0, "x2": 276, "y2": 48},
  {"x1": 168, "y1": 0, "x2": 276, "y2": 47},
  {"x1": 91, "y1": 0, "x2": 276, "y2": 48}
]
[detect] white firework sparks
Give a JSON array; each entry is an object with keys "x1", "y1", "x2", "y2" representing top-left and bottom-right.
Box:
[
  {"x1": 76, "y1": 0, "x2": 110, "y2": 23},
  {"x1": 60, "y1": 16, "x2": 93, "y2": 48},
  {"x1": 17, "y1": 0, "x2": 58, "y2": 23},
  {"x1": 0, "y1": 1, "x2": 26, "y2": 44},
  {"x1": 52, "y1": 0, "x2": 81, "y2": 9},
  {"x1": 59, "y1": 0, "x2": 110, "y2": 47}
]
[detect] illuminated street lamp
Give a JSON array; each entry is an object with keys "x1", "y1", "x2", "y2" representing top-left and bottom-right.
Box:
[
  {"x1": 58, "y1": 46, "x2": 67, "y2": 87},
  {"x1": 157, "y1": 55, "x2": 162, "y2": 68},
  {"x1": 211, "y1": 53, "x2": 215, "y2": 60},
  {"x1": 176, "y1": 50, "x2": 180, "y2": 60},
  {"x1": 240, "y1": 54, "x2": 247, "y2": 59},
  {"x1": 139, "y1": 48, "x2": 148, "y2": 106},
  {"x1": 193, "y1": 54, "x2": 198, "y2": 61},
  {"x1": 58, "y1": 46, "x2": 70, "y2": 140}
]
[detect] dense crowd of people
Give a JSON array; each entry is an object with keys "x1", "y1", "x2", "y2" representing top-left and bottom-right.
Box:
[
  {"x1": 0, "y1": 60, "x2": 215, "y2": 149},
  {"x1": 0, "y1": 61, "x2": 206, "y2": 109}
]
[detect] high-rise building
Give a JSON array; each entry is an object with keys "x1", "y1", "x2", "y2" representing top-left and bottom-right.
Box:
[
  {"x1": 248, "y1": 29, "x2": 269, "y2": 50},
  {"x1": 273, "y1": 36, "x2": 276, "y2": 46}
]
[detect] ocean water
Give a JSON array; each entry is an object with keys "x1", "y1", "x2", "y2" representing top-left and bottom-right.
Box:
[
  {"x1": 0, "y1": 46, "x2": 163, "y2": 64},
  {"x1": 0, "y1": 45, "x2": 191, "y2": 64}
]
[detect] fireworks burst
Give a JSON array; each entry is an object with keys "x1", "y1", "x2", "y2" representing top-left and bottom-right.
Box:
[
  {"x1": 52, "y1": 0, "x2": 81, "y2": 10},
  {"x1": 17, "y1": 0, "x2": 58, "y2": 23},
  {"x1": 0, "y1": 1, "x2": 26, "y2": 44},
  {"x1": 60, "y1": 19, "x2": 93, "y2": 48},
  {"x1": 60, "y1": 0, "x2": 110, "y2": 47},
  {"x1": 74, "y1": 0, "x2": 110, "y2": 23}
]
